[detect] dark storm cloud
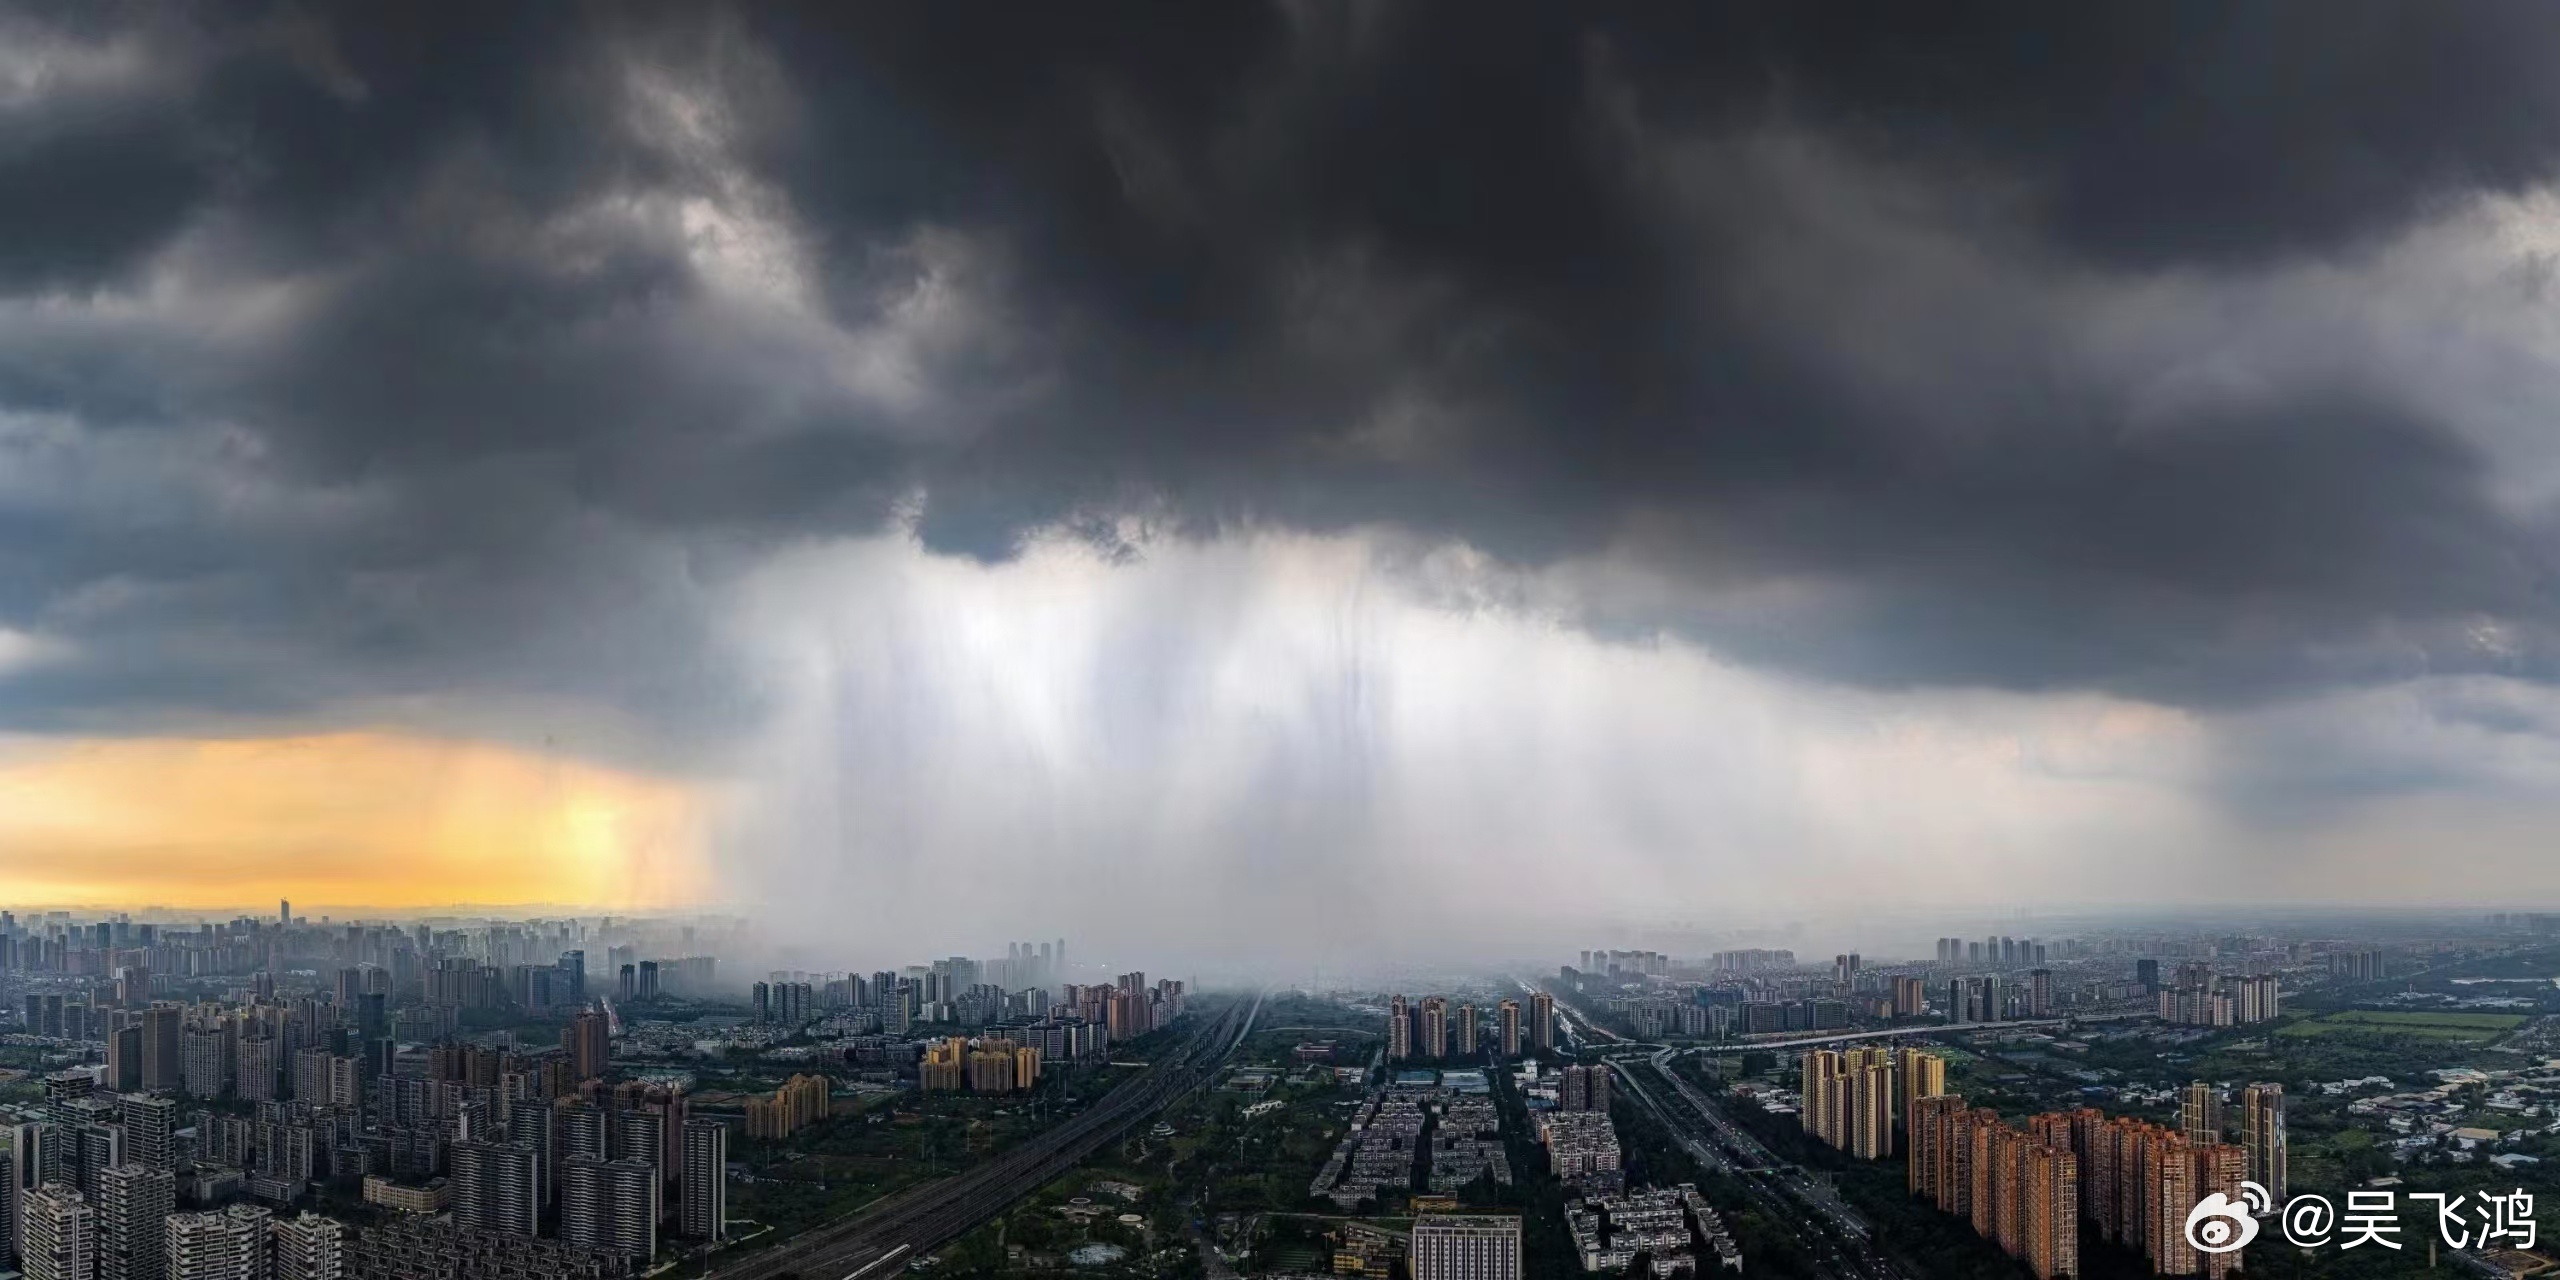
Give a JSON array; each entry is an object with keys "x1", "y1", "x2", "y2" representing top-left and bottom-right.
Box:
[{"x1": 6, "y1": 0, "x2": 2560, "y2": 745}]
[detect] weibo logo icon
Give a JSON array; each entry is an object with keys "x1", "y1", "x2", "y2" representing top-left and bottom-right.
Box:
[{"x1": 2184, "y1": 1182, "x2": 2273, "y2": 1254}]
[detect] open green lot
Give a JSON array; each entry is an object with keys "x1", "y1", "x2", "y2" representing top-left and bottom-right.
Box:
[{"x1": 2277, "y1": 1010, "x2": 2528, "y2": 1041}]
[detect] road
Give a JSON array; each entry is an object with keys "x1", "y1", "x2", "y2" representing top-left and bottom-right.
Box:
[
  {"x1": 1568, "y1": 1008, "x2": 2161, "y2": 1058},
  {"x1": 713, "y1": 990, "x2": 1264, "y2": 1280},
  {"x1": 1707, "y1": 1008, "x2": 2156, "y2": 1052},
  {"x1": 1611, "y1": 1049, "x2": 1909, "y2": 1280}
]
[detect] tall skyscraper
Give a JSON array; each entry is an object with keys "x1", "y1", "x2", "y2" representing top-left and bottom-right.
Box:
[
  {"x1": 1386, "y1": 996, "x2": 1412, "y2": 1061},
  {"x1": 2242, "y1": 1082, "x2": 2286, "y2": 1200},
  {"x1": 1529, "y1": 992, "x2": 1555, "y2": 1053},
  {"x1": 1420, "y1": 997, "x2": 1448, "y2": 1061},
  {"x1": 98, "y1": 1163, "x2": 173, "y2": 1280},
  {"x1": 679, "y1": 1119, "x2": 727, "y2": 1241},
  {"x1": 1456, "y1": 1004, "x2": 1478, "y2": 1058},
  {"x1": 21, "y1": 1183, "x2": 95, "y2": 1280},
  {"x1": 2179, "y1": 1081, "x2": 2222, "y2": 1149},
  {"x1": 278, "y1": 900, "x2": 290, "y2": 928},
  {"x1": 560, "y1": 1156, "x2": 658, "y2": 1264},
  {"x1": 165, "y1": 1204, "x2": 268, "y2": 1280},
  {"x1": 1496, "y1": 999, "x2": 1521, "y2": 1059},
  {"x1": 1410, "y1": 1215, "x2": 1522, "y2": 1280}
]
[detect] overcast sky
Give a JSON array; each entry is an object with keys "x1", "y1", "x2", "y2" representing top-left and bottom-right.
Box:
[{"x1": 8, "y1": 5, "x2": 2560, "y2": 967}]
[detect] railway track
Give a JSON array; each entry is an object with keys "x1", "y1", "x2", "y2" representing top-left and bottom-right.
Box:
[{"x1": 714, "y1": 990, "x2": 1262, "y2": 1280}]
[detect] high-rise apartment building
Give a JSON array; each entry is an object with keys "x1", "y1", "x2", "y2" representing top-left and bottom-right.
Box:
[
  {"x1": 1421, "y1": 997, "x2": 1448, "y2": 1062},
  {"x1": 99, "y1": 1163, "x2": 174, "y2": 1280},
  {"x1": 1388, "y1": 996, "x2": 1412, "y2": 1061},
  {"x1": 1898, "y1": 1050, "x2": 1947, "y2": 1133},
  {"x1": 506, "y1": 1099, "x2": 555, "y2": 1208},
  {"x1": 2189, "y1": 1142, "x2": 2248, "y2": 1279},
  {"x1": 2019, "y1": 1141, "x2": 2078, "y2": 1280},
  {"x1": 611, "y1": 1108, "x2": 667, "y2": 1190},
  {"x1": 1909, "y1": 1094, "x2": 1959, "y2": 1201},
  {"x1": 560, "y1": 1156, "x2": 658, "y2": 1264},
  {"x1": 2144, "y1": 1131, "x2": 2196, "y2": 1275},
  {"x1": 17, "y1": 1122, "x2": 61, "y2": 1202},
  {"x1": 1456, "y1": 1004, "x2": 1478, "y2": 1058},
  {"x1": 236, "y1": 1039, "x2": 279, "y2": 1103},
  {"x1": 1529, "y1": 992, "x2": 1555, "y2": 1053},
  {"x1": 2179, "y1": 1082, "x2": 2222, "y2": 1149},
  {"x1": 106, "y1": 1026, "x2": 144, "y2": 1092},
  {"x1": 73, "y1": 1123, "x2": 124, "y2": 1198},
  {"x1": 271, "y1": 1212, "x2": 345, "y2": 1280},
  {"x1": 2060, "y1": 1108, "x2": 2112, "y2": 1239},
  {"x1": 1496, "y1": 999, "x2": 1521, "y2": 1059},
  {"x1": 450, "y1": 1140, "x2": 539, "y2": 1238},
  {"x1": 2242, "y1": 1082, "x2": 2286, "y2": 1201},
  {"x1": 559, "y1": 1105, "x2": 610, "y2": 1163},
  {"x1": 21, "y1": 1182, "x2": 96, "y2": 1280},
  {"x1": 1846, "y1": 1052, "x2": 1894, "y2": 1160},
  {"x1": 1805, "y1": 1047, "x2": 1898, "y2": 1159},
  {"x1": 1560, "y1": 1065, "x2": 1611, "y2": 1114},
  {"x1": 1410, "y1": 1214, "x2": 1522, "y2": 1280},
  {"x1": 181, "y1": 1026, "x2": 232, "y2": 1098},
  {"x1": 1802, "y1": 1050, "x2": 1844, "y2": 1148},
  {"x1": 165, "y1": 1204, "x2": 269, "y2": 1280},
  {"x1": 117, "y1": 1095, "x2": 177, "y2": 1172},
  {"x1": 679, "y1": 1119, "x2": 726, "y2": 1241},
  {"x1": 141, "y1": 1006, "x2": 182, "y2": 1093},
  {"x1": 563, "y1": 1010, "x2": 610, "y2": 1081},
  {"x1": 1910, "y1": 1101, "x2": 2081, "y2": 1278}
]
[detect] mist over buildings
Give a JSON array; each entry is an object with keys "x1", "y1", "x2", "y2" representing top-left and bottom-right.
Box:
[{"x1": 10, "y1": 5, "x2": 2560, "y2": 970}]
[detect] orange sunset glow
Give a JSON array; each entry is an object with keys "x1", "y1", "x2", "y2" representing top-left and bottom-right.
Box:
[{"x1": 0, "y1": 733, "x2": 710, "y2": 911}]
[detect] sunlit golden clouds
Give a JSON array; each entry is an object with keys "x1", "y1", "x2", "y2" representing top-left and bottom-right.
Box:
[{"x1": 0, "y1": 732, "x2": 709, "y2": 910}]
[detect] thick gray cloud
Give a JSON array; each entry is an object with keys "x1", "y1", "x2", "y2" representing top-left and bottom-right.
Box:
[{"x1": 6, "y1": 0, "x2": 2560, "y2": 756}]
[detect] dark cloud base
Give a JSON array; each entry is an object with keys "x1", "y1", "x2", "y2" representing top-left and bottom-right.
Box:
[{"x1": 4, "y1": 1, "x2": 2560, "y2": 748}]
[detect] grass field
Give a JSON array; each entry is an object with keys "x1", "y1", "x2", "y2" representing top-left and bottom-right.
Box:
[{"x1": 2276, "y1": 1010, "x2": 2529, "y2": 1041}]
